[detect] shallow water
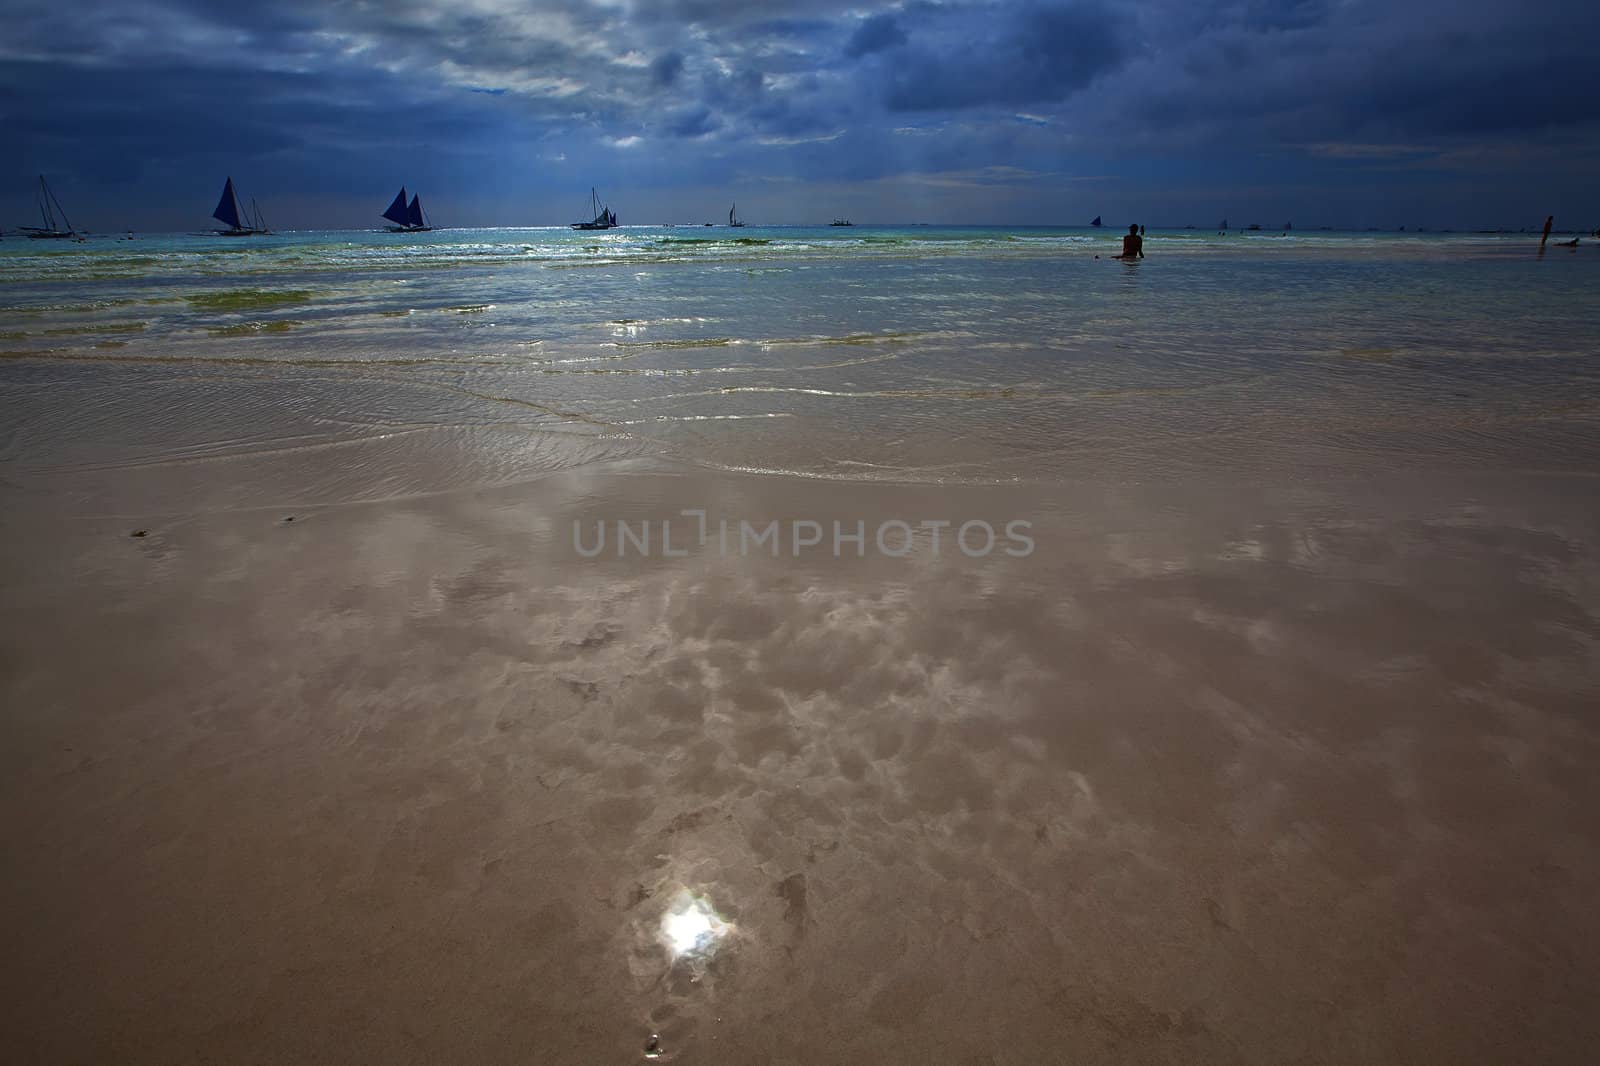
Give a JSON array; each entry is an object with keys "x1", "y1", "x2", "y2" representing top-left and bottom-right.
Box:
[{"x1": 3, "y1": 226, "x2": 1596, "y2": 511}]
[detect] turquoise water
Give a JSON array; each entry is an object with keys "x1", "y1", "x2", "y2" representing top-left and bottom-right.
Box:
[{"x1": 2, "y1": 226, "x2": 1597, "y2": 510}]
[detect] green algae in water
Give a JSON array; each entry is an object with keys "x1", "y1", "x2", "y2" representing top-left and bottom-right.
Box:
[
  {"x1": 2, "y1": 322, "x2": 148, "y2": 339},
  {"x1": 0, "y1": 298, "x2": 138, "y2": 316},
  {"x1": 208, "y1": 319, "x2": 303, "y2": 337},
  {"x1": 186, "y1": 289, "x2": 313, "y2": 312},
  {"x1": 40, "y1": 321, "x2": 148, "y2": 337}
]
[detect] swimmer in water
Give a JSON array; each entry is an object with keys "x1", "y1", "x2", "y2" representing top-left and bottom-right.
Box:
[{"x1": 1116, "y1": 223, "x2": 1144, "y2": 259}]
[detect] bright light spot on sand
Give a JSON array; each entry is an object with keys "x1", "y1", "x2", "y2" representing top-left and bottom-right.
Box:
[{"x1": 660, "y1": 891, "x2": 729, "y2": 960}]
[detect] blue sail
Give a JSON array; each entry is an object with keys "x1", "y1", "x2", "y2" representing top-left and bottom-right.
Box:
[
  {"x1": 382, "y1": 187, "x2": 410, "y2": 225},
  {"x1": 406, "y1": 194, "x2": 424, "y2": 228},
  {"x1": 213, "y1": 177, "x2": 243, "y2": 230}
]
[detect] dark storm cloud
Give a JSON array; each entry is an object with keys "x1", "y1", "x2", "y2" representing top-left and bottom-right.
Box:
[
  {"x1": 1108, "y1": 0, "x2": 1600, "y2": 148},
  {"x1": 650, "y1": 51, "x2": 685, "y2": 87},
  {"x1": 4, "y1": 0, "x2": 1599, "y2": 226},
  {"x1": 845, "y1": 13, "x2": 908, "y2": 58},
  {"x1": 872, "y1": 3, "x2": 1133, "y2": 111},
  {"x1": 743, "y1": 17, "x2": 837, "y2": 39},
  {"x1": 662, "y1": 105, "x2": 720, "y2": 138}
]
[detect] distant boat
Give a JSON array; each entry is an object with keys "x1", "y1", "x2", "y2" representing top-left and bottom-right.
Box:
[
  {"x1": 830, "y1": 218, "x2": 853, "y2": 226},
  {"x1": 381, "y1": 186, "x2": 433, "y2": 232},
  {"x1": 729, "y1": 203, "x2": 745, "y2": 227},
  {"x1": 1247, "y1": 223, "x2": 1261, "y2": 231},
  {"x1": 571, "y1": 187, "x2": 617, "y2": 230},
  {"x1": 212, "y1": 177, "x2": 269, "y2": 236},
  {"x1": 20, "y1": 176, "x2": 76, "y2": 239},
  {"x1": 1090, "y1": 216, "x2": 1102, "y2": 227}
]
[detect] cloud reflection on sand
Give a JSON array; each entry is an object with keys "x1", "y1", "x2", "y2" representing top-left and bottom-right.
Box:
[{"x1": 1, "y1": 467, "x2": 1598, "y2": 1062}]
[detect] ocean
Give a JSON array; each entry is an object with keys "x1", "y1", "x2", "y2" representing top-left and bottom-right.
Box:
[{"x1": 4, "y1": 225, "x2": 1596, "y2": 513}]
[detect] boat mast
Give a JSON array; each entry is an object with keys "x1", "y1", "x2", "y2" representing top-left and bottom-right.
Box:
[
  {"x1": 38, "y1": 177, "x2": 56, "y2": 232},
  {"x1": 45, "y1": 179, "x2": 73, "y2": 233}
]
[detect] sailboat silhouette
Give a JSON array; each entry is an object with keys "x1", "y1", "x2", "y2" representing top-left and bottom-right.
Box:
[
  {"x1": 382, "y1": 187, "x2": 433, "y2": 232},
  {"x1": 20, "y1": 176, "x2": 76, "y2": 239},
  {"x1": 212, "y1": 177, "x2": 269, "y2": 236},
  {"x1": 571, "y1": 188, "x2": 617, "y2": 230}
]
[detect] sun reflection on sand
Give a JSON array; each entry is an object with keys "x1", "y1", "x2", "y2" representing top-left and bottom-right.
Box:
[{"x1": 659, "y1": 890, "x2": 732, "y2": 961}]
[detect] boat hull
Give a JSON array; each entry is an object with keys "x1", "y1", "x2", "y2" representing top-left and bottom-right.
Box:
[
  {"x1": 215, "y1": 229, "x2": 270, "y2": 237},
  {"x1": 22, "y1": 229, "x2": 75, "y2": 239},
  {"x1": 570, "y1": 222, "x2": 615, "y2": 230}
]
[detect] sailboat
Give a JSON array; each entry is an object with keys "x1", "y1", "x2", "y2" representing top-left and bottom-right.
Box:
[
  {"x1": 381, "y1": 187, "x2": 433, "y2": 232},
  {"x1": 729, "y1": 203, "x2": 745, "y2": 228},
  {"x1": 405, "y1": 193, "x2": 431, "y2": 231},
  {"x1": 571, "y1": 187, "x2": 617, "y2": 230},
  {"x1": 20, "y1": 176, "x2": 76, "y2": 239},
  {"x1": 1090, "y1": 216, "x2": 1102, "y2": 227},
  {"x1": 829, "y1": 218, "x2": 853, "y2": 226},
  {"x1": 212, "y1": 177, "x2": 269, "y2": 236},
  {"x1": 381, "y1": 187, "x2": 409, "y2": 229}
]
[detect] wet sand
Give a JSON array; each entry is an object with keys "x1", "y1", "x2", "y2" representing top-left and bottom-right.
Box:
[{"x1": 3, "y1": 463, "x2": 1598, "y2": 1063}]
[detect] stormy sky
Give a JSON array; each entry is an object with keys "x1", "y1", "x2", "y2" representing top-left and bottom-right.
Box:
[{"x1": 3, "y1": 0, "x2": 1597, "y2": 230}]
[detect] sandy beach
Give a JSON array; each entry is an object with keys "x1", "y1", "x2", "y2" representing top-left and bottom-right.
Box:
[
  {"x1": 3, "y1": 228, "x2": 1599, "y2": 1062},
  {"x1": 4, "y1": 457, "x2": 1599, "y2": 1063}
]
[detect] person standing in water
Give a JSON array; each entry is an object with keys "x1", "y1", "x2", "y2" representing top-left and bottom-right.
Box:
[{"x1": 1117, "y1": 223, "x2": 1144, "y2": 259}]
